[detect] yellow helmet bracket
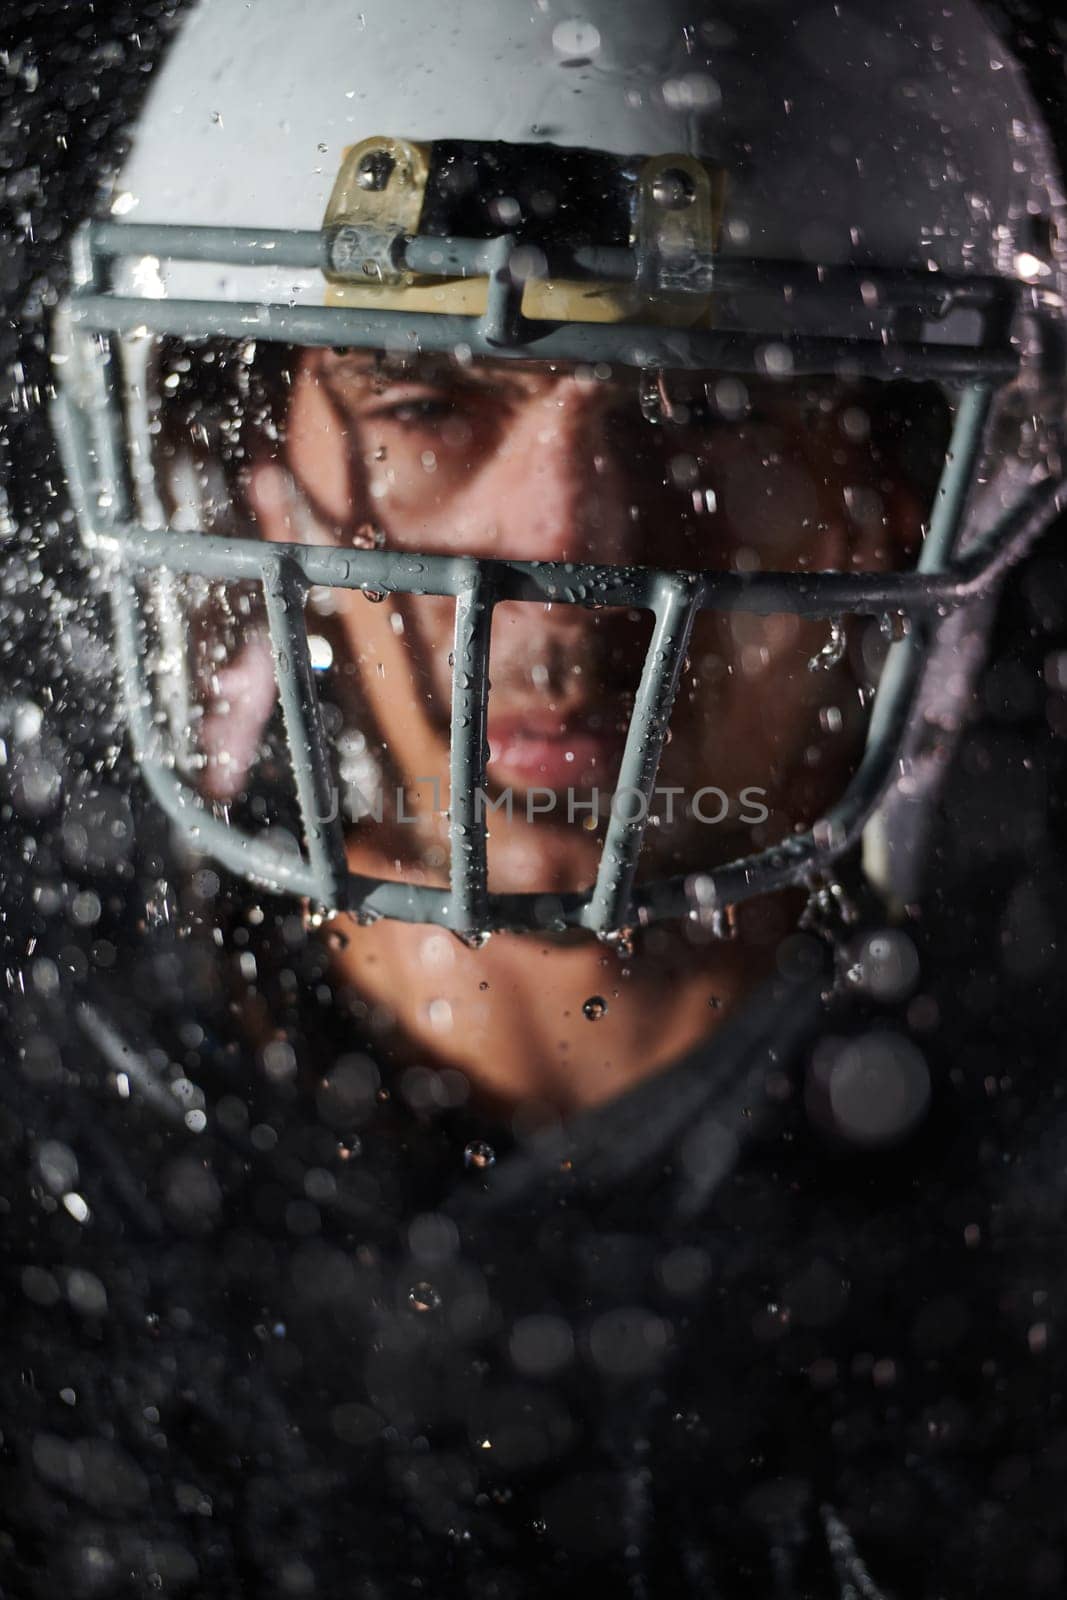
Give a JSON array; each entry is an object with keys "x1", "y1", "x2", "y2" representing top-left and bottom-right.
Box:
[
  {"x1": 324, "y1": 136, "x2": 432, "y2": 286},
  {"x1": 321, "y1": 136, "x2": 725, "y2": 327},
  {"x1": 633, "y1": 153, "x2": 722, "y2": 295}
]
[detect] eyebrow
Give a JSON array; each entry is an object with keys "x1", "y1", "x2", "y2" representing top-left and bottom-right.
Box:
[
  {"x1": 324, "y1": 351, "x2": 594, "y2": 396},
  {"x1": 319, "y1": 354, "x2": 880, "y2": 423}
]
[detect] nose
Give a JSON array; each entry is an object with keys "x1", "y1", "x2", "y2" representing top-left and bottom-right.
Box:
[{"x1": 465, "y1": 377, "x2": 637, "y2": 565}]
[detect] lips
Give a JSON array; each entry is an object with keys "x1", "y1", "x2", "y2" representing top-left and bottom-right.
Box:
[{"x1": 486, "y1": 710, "x2": 625, "y2": 788}]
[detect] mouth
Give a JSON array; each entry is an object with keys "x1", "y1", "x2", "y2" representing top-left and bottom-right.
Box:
[{"x1": 486, "y1": 709, "x2": 626, "y2": 790}]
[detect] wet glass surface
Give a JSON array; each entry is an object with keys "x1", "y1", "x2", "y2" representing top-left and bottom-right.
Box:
[{"x1": 2, "y1": 4, "x2": 1067, "y2": 1595}]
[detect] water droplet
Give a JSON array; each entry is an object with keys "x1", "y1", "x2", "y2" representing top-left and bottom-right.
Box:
[
  {"x1": 362, "y1": 588, "x2": 386, "y2": 604},
  {"x1": 62, "y1": 1192, "x2": 90, "y2": 1224},
  {"x1": 878, "y1": 611, "x2": 910, "y2": 642},
  {"x1": 408, "y1": 1281, "x2": 441, "y2": 1313},
  {"x1": 454, "y1": 929, "x2": 491, "y2": 949},
  {"x1": 638, "y1": 369, "x2": 667, "y2": 424},
  {"x1": 597, "y1": 927, "x2": 634, "y2": 958},
  {"x1": 304, "y1": 907, "x2": 331, "y2": 930},
  {"x1": 808, "y1": 619, "x2": 847, "y2": 672},
  {"x1": 353, "y1": 522, "x2": 386, "y2": 550},
  {"x1": 552, "y1": 18, "x2": 601, "y2": 57},
  {"x1": 582, "y1": 995, "x2": 608, "y2": 1021},
  {"x1": 464, "y1": 1140, "x2": 496, "y2": 1171}
]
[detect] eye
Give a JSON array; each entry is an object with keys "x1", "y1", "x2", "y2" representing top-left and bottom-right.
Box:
[{"x1": 376, "y1": 395, "x2": 456, "y2": 426}]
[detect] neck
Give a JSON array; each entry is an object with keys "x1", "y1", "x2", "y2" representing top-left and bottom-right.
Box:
[{"x1": 327, "y1": 901, "x2": 789, "y2": 1122}]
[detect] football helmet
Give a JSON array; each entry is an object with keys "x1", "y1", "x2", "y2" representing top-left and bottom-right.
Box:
[{"x1": 52, "y1": 0, "x2": 1067, "y2": 937}]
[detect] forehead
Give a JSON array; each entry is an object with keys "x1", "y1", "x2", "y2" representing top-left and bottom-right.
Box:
[{"x1": 310, "y1": 348, "x2": 870, "y2": 406}]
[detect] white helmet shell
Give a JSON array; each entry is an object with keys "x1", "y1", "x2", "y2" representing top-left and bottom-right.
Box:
[{"x1": 113, "y1": 0, "x2": 1065, "y2": 305}]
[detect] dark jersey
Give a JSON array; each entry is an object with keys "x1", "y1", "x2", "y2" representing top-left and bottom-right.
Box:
[{"x1": 0, "y1": 924, "x2": 1064, "y2": 1599}]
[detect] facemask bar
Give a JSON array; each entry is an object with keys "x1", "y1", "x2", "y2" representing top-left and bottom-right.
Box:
[
  {"x1": 52, "y1": 220, "x2": 1067, "y2": 936},
  {"x1": 70, "y1": 219, "x2": 1033, "y2": 377}
]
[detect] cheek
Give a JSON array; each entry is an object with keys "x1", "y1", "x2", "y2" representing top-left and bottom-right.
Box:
[
  {"x1": 618, "y1": 432, "x2": 841, "y2": 574},
  {"x1": 681, "y1": 612, "x2": 813, "y2": 687},
  {"x1": 288, "y1": 372, "x2": 354, "y2": 524},
  {"x1": 703, "y1": 446, "x2": 842, "y2": 567},
  {"x1": 320, "y1": 596, "x2": 453, "y2": 758},
  {"x1": 721, "y1": 612, "x2": 807, "y2": 680},
  {"x1": 317, "y1": 595, "x2": 396, "y2": 687},
  {"x1": 355, "y1": 417, "x2": 503, "y2": 549},
  {"x1": 367, "y1": 458, "x2": 482, "y2": 550},
  {"x1": 672, "y1": 611, "x2": 847, "y2": 752},
  {"x1": 392, "y1": 596, "x2": 457, "y2": 706}
]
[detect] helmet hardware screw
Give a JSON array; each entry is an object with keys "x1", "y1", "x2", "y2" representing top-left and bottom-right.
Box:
[
  {"x1": 652, "y1": 168, "x2": 696, "y2": 210},
  {"x1": 357, "y1": 150, "x2": 396, "y2": 191}
]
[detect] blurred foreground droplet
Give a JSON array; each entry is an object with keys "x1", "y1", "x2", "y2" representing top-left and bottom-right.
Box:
[
  {"x1": 464, "y1": 1139, "x2": 496, "y2": 1171},
  {"x1": 408, "y1": 1282, "x2": 441, "y2": 1314}
]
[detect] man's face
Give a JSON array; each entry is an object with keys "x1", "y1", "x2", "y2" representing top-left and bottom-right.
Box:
[{"x1": 221, "y1": 347, "x2": 931, "y2": 899}]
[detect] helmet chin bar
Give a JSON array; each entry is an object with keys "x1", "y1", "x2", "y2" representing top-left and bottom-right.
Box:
[{"x1": 53, "y1": 220, "x2": 1067, "y2": 937}]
